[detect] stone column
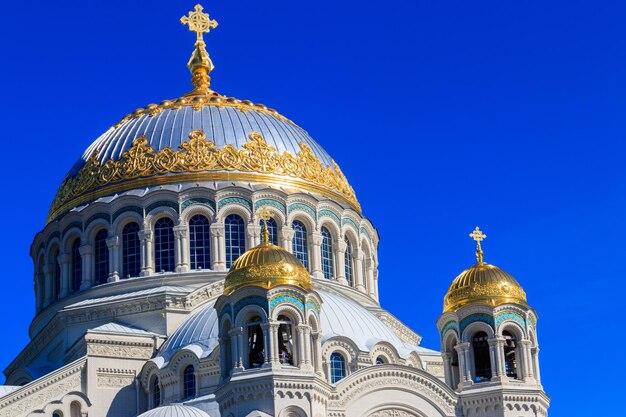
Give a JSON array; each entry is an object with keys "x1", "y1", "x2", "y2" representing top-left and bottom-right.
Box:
[
  {"x1": 373, "y1": 270, "x2": 380, "y2": 301},
  {"x1": 488, "y1": 337, "x2": 500, "y2": 380},
  {"x1": 335, "y1": 239, "x2": 348, "y2": 285},
  {"x1": 366, "y1": 265, "x2": 376, "y2": 298},
  {"x1": 78, "y1": 244, "x2": 93, "y2": 290},
  {"x1": 261, "y1": 323, "x2": 271, "y2": 366},
  {"x1": 281, "y1": 226, "x2": 294, "y2": 253},
  {"x1": 173, "y1": 225, "x2": 189, "y2": 272},
  {"x1": 106, "y1": 235, "x2": 120, "y2": 282},
  {"x1": 532, "y1": 346, "x2": 542, "y2": 384},
  {"x1": 210, "y1": 223, "x2": 226, "y2": 271},
  {"x1": 354, "y1": 248, "x2": 366, "y2": 292},
  {"x1": 455, "y1": 342, "x2": 472, "y2": 386},
  {"x1": 43, "y1": 264, "x2": 53, "y2": 306},
  {"x1": 310, "y1": 231, "x2": 324, "y2": 279},
  {"x1": 248, "y1": 223, "x2": 261, "y2": 247},
  {"x1": 269, "y1": 322, "x2": 280, "y2": 367},
  {"x1": 139, "y1": 230, "x2": 153, "y2": 276},
  {"x1": 297, "y1": 324, "x2": 307, "y2": 367},
  {"x1": 312, "y1": 332, "x2": 323, "y2": 376},
  {"x1": 442, "y1": 352, "x2": 452, "y2": 387},
  {"x1": 521, "y1": 339, "x2": 534, "y2": 381},
  {"x1": 494, "y1": 336, "x2": 508, "y2": 381},
  {"x1": 58, "y1": 252, "x2": 70, "y2": 298},
  {"x1": 228, "y1": 328, "x2": 241, "y2": 371},
  {"x1": 236, "y1": 328, "x2": 245, "y2": 369}
]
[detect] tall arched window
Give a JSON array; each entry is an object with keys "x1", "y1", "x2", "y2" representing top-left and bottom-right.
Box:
[
  {"x1": 189, "y1": 215, "x2": 211, "y2": 269},
  {"x1": 70, "y1": 239, "x2": 82, "y2": 292},
  {"x1": 122, "y1": 222, "x2": 140, "y2": 278},
  {"x1": 291, "y1": 220, "x2": 309, "y2": 268},
  {"x1": 277, "y1": 314, "x2": 295, "y2": 366},
  {"x1": 151, "y1": 376, "x2": 161, "y2": 407},
  {"x1": 330, "y1": 352, "x2": 346, "y2": 383},
  {"x1": 503, "y1": 330, "x2": 519, "y2": 379},
  {"x1": 183, "y1": 365, "x2": 196, "y2": 398},
  {"x1": 344, "y1": 238, "x2": 354, "y2": 286},
  {"x1": 472, "y1": 331, "x2": 491, "y2": 382},
  {"x1": 247, "y1": 315, "x2": 265, "y2": 368},
  {"x1": 321, "y1": 227, "x2": 334, "y2": 279},
  {"x1": 260, "y1": 217, "x2": 279, "y2": 245},
  {"x1": 225, "y1": 214, "x2": 245, "y2": 268},
  {"x1": 52, "y1": 249, "x2": 60, "y2": 300},
  {"x1": 154, "y1": 217, "x2": 174, "y2": 272},
  {"x1": 94, "y1": 229, "x2": 109, "y2": 285}
]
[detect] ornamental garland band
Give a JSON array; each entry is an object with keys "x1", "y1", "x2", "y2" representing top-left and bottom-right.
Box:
[{"x1": 49, "y1": 130, "x2": 360, "y2": 221}]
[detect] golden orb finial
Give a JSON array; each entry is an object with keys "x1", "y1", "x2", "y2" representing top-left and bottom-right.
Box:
[
  {"x1": 257, "y1": 206, "x2": 272, "y2": 244},
  {"x1": 180, "y1": 4, "x2": 219, "y2": 93},
  {"x1": 469, "y1": 226, "x2": 486, "y2": 264}
]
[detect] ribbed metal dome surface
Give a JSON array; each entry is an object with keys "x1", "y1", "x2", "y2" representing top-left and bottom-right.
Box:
[
  {"x1": 136, "y1": 404, "x2": 211, "y2": 417},
  {"x1": 70, "y1": 105, "x2": 333, "y2": 176}
]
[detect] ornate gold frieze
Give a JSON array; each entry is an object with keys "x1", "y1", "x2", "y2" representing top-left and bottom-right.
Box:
[{"x1": 49, "y1": 130, "x2": 360, "y2": 221}]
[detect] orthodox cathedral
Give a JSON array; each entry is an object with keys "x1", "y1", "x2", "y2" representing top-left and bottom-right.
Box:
[{"x1": 0, "y1": 5, "x2": 549, "y2": 417}]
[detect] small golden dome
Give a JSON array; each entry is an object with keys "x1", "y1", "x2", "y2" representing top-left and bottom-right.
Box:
[
  {"x1": 443, "y1": 262, "x2": 527, "y2": 313},
  {"x1": 223, "y1": 242, "x2": 311, "y2": 295}
]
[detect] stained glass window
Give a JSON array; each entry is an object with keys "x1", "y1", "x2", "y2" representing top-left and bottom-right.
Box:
[
  {"x1": 292, "y1": 220, "x2": 309, "y2": 269},
  {"x1": 321, "y1": 227, "x2": 334, "y2": 279},
  {"x1": 122, "y1": 222, "x2": 140, "y2": 278},
  {"x1": 225, "y1": 214, "x2": 245, "y2": 268},
  {"x1": 190, "y1": 215, "x2": 211, "y2": 269},
  {"x1": 154, "y1": 217, "x2": 175, "y2": 272}
]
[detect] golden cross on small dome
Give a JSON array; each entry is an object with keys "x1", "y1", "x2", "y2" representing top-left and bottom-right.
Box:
[
  {"x1": 469, "y1": 226, "x2": 486, "y2": 264},
  {"x1": 181, "y1": 4, "x2": 218, "y2": 44},
  {"x1": 257, "y1": 206, "x2": 273, "y2": 244}
]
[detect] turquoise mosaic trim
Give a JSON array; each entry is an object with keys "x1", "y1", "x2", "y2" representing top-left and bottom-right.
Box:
[
  {"x1": 254, "y1": 199, "x2": 286, "y2": 213},
  {"x1": 287, "y1": 203, "x2": 316, "y2": 219},
  {"x1": 305, "y1": 301, "x2": 320, "y2": 317},
  {"x1": 86, "y1": 213, "x2": 110, "y2": 228},
  {"x1": 182, "y1": 198, "x2": 216, "y2": 212},
  {"x1": 146, "y1": 200, "x2": 179, "y2": 214},
  {"x1": 269, "y1": 295, "x2": 304, "y2": 312},
  {"x1": 528, "y1": 314, "x2": 537, "y2": 329},
  {"x1": 440, "y1": 321, "x2": 459, "y2": 338},
  {"x1": 317, "y1": 209, "x2": 341, "y2": 226},
  {"x1": 112, "y1": 206, "x2": 143, "y2": 222},
  {"x1": 234, "y1": 296, "x2": 268, "y2": 319},
  {"x1": 218, "y1": 197, "x2": 252, "y2": 212},
  {"x1": 342, "y1": 218, "x2": 359, "y2": 232},
  {"x1": 360, "y1": 226, "x2": 372, "y2": 242},
  {"x1": 62, "y1": 221, "x2": 83, "y2": 237},
  {"x1": 459, "y1": 314, "x2": 495, "y2": 334},
  {"x1": 495, "y1": 312, "x2": 526, "y2": 329}
]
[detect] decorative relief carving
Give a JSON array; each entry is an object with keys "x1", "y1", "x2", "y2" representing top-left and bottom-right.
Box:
[
  {"x1": 50, "y1": 130, "x2": 360, "y2": 221},
  {"x1": 97, "y1": 368, "x2": 136, "y2": 388},
  {"x1": 87, "y1": 341, "x2": 153, "y2": 359},
  {"x1": 369, "y1": 410, "x2": 418, "y2": 417}
]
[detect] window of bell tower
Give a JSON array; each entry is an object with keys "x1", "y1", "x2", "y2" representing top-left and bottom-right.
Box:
[
  {"x1": 246, "y1": 316, "x2": 265, "y2": 368},
  {"x1": 503, "y1": 330, "x2": 519, "y2": 379},
  {"x1": 277, "y1": 314, "x2": 295, "y2": 366},
  {"x1": 472, "y1": 331, "x2": 491, "y2": 382}
]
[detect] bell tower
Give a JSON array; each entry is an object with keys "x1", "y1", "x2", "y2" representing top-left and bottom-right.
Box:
[{"x1": 436, "y1": 227, "x2": 550, "y2": 417}]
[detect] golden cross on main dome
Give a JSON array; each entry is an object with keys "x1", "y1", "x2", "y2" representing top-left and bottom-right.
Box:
[
  {"x1": 181, "y1": 4, "x2": 218, "y2": 43},
  {"x1": 469, "y1": 226, "x2": 486, "y2": 264},
  {"x1": 257, "y1": 206, "x2": 273, "y2": 244}
]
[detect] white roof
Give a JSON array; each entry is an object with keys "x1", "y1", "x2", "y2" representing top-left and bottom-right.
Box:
[
  {"x1": 136, "y1": 404, "x2": 211, "y2": 417},
  {"x1": 0, "y1": 386, "x2": 19, "y2": 398},
  {"x1": 89, "y1": 322, "x2": 158, "y2": 337},
  {"x1": 66, "y1": 285, "x2": 194, "y2": 308}
]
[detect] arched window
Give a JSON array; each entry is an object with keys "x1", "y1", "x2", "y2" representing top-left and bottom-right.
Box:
[
  {"x1": 154, "y1": 217, "x2": 174, "y2": 272},
  {"x1": 70, "y1": 239, "x2": 82, "y2": 292},
  {"x1": 151, "y1": 376, "x2": 161, "y2": 407},
  {"x1": 503, "y1": 330, "x2": 519, "y2": 379},
  {"x1": 472, "y1": 331, "x2": 491, "y2": 382},
  {"x1": 51, "y1": 248, "x2": 60, "y2": 300},
  {"x1": 344, "y1": 238, "x2": 354, "y2": 286},
  {"x1": 375, "y1": 356, "x2": 386, "y2": 365},
  {"x1": 122, "y1": 222, "x2": 140, "y2": 278},
  {"x1": 330, "y1": 352, "x2": 346, "y2": 383},
  {"x1": 189, "y1": 214, "x2": 211, "y2": 269},
  {"x1": 225, "y1": 214, "x2": 245, "y2": 268},
  {"x1": 321, "y1": 227, "x2": 334, "y2": 279},
  {"x1": 247, "y1": 315, "x2": 265, "y2": 368},
  {"x1": 52, "y1": 412, "x2": 62, "y2": 417},
  {"x1": 277, "y1": 314, "x2": 295, "y2": 366},
  {"x1": 260, "y1": 217, "x2": 279, "y2": 245},
  {"x1": 94, "y1": 229, "x2": 109, "y2": 285},
  {"x1": 291, "y1": 221, "x2": 309, "y2": 268},
  {"x1": 183, "y1": 365, "x2": 196, "y2": 398},
  {"x1": 70, "y1": 401, "x2": 82, "y2": 417}
]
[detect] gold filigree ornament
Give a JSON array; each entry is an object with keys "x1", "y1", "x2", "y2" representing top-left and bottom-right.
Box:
[{"x1": 48, "y1": 130, "x2": 360, "y2": 221}]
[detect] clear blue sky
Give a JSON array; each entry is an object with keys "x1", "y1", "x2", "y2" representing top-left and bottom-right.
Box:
[{"x1": 0, "y1": 1, "x2": 623, "y2": 415}]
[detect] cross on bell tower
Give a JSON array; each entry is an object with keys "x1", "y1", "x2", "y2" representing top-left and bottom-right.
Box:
[
  {"x1": 470, "y1": 226, "x2": 486, "y2": 264},
  {"x1": 180, "y1": 4, "x2": 219, "y2": 93}
]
